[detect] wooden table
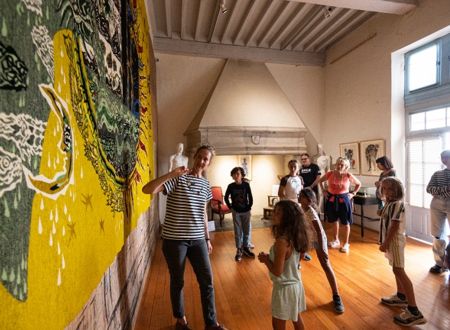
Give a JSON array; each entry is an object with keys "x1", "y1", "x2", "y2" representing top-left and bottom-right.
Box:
[{"x1": 353, "y1": 195, "x2": 379, "y2": 237}]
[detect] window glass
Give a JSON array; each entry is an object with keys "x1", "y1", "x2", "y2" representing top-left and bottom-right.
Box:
[
  {"x1": 410, "y1": 112, "x2": 425, "y2": 131},
  {"x1": 408, "y1": 140, "x2": 422, "y2": 162},
  {"x1": 426, "y1": 108, "x2": 446, "y2": 129},
  {"x1": 407, "y1": 138, "x2": 443, "y2": 209},
  {"x1": 409, "y1": 163, "x2": 423, "y2": 184},
  {"x1": 407, "y1": 44, "x2": 437, "y2": 91},
  {"x1": 409, "y1": 184, "x2": 423, "y2": 207},
  {"x1": 423, "y1": 139, "x2": 443, "y2": 162}
]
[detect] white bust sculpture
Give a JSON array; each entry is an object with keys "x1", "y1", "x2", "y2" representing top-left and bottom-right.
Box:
[
  {"x1": 169, "y1": 143, "x2": 188, "y2": 171},
  {"x1": 315, "y1": 143, "x2": 331, "y2": 173}
]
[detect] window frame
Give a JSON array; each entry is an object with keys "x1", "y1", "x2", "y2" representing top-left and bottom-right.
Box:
[{"x1": 404, "y1": 40, "x2": 441, "y2": 95}]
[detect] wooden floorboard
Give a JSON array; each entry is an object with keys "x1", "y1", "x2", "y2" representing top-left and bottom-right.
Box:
[{"x1": 134, "y1": 223, "x2": 450, "y2": 330}]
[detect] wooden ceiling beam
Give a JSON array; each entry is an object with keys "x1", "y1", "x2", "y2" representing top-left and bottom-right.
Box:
[
  {"x1": 289, "y1": 0, "x2": 416, "y2": 15},
  {"x1": 164, "y1": 0, "x2": 172, "y2": 38},
  {"x1": 153, "y1": 37, "x2": 325, "y2": 66},
  {"x1": 244, "y1": 1, "x2": 276, "y2": 46},
  {"x1": 232, "y1": 0, "x2": 257, "y2": 44}
]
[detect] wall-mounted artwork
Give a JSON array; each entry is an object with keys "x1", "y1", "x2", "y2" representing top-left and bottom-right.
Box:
[
  {"x1": 339, "y1": 142, "x2": 360, "y2": 175},
  {"x1": 238, "y1": 155, "x2": 252, "y2": 180},
  {"x1": 360, "y1": 139, "x2": 385, "y2": 176}
]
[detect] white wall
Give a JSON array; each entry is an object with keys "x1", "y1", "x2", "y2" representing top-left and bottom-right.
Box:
[
  {"x1": 155, "y1": 54, "x2": 325, "y2": 177},
  {"x1": 207, "y1": 155, "x2": 285, "y2": 216},
  {"x1": 267, "y1": 63, "x2": 325, "y2": 153},
  {"x1": 323, "y1": 0, "x2": 450, "y2": 229},
  {"x1": 155, "y1": 54, "x2": 225, "y2": 176}
]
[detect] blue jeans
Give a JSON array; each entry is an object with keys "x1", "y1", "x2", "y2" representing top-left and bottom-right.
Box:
[
  {"x1": 232, "y1": 210, "x2": 251, "y2": 248},
  {"x1": 162, "y1": 239, "x2": 217, "y2": 326}
]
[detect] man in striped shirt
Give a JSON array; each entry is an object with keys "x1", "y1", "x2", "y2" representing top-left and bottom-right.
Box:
[
  {"x1": 426, "y1": 150, "x2": 450, "y2": 274},
  {"x1": 143, "y1": 145, "x2": 227, "y2": 330}
]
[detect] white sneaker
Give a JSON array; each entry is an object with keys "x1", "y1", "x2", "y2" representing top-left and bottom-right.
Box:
[
  {"x1": 328, "y1": 240, "x2": 340, "y2": 249},
  {"x1": 340, "y1": 243, "x2": 350, "y2": 253}
]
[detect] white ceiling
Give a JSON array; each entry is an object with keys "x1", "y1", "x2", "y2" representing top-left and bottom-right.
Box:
[{"x1": 147, "y1": 0, "x2": 417, "y2": 66}]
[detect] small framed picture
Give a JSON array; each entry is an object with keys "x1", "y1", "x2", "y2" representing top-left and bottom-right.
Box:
[
  {"x1": 268, "y1": 195, "x2": 279, "y2": 207},
  {"x1": 360, "y1": 139, "x2": 385, "y2": 176},
  {"x1": 238, "y1": 155, "x2": 252, "y2": 180},
  {"x1": 339, "y1": 142, "x2": 360, "y2": 175}
]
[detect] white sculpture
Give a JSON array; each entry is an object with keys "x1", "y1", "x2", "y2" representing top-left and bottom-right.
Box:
[
  {"x1": 316, "y1": 143, "x2": 331, "y2": 174},
  {"x1": 169, "y1": 143, "x2": 188, "y2": 171}
]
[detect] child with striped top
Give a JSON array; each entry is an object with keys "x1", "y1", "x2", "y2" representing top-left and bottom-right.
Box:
[{"x1": 379, "y1": 177, "x2": 426, "y2": 327}]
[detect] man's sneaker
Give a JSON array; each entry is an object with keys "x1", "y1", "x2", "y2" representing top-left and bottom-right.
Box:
[
  {"x1": 381, "y1": 294, "x2": 408, "y2": 307},
  {"x1": 394, "y1": 309, "x2": 426, "y2": 326},
  {"x1": 235, "y1": 249, "x2": 242, "y2": 262},
  {"x1": 328, "y1": 239, "x2": 340, "y2": 249},
  {"x1": 242, "y1": 247, "x2": 255, "y2": 258},
  {"x1": 339, "y1": 243, "x2": 350, "y2": 253},
  {"x1": 333, "y1": 294, "x2": 345, "y2": 314},
  {"x1": 429, "y1": 264, "x2": 448, "y2": 274}
]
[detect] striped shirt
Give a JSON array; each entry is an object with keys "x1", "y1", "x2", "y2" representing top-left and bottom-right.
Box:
[
  {"x1": 381, "y1": 200, "x2": 406, "y2": 239},
  {"x1": 426, "y1": 168, "x2": 450, "y2": 199},
  {"x1": 162, "y1": 174, "x2": 212, "y2": 240}
]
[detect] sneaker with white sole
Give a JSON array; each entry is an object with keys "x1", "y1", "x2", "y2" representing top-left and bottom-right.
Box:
[
  {"x1": 339, "y1": 243, "x2": 350, "y2": 253},
  {"x1": 394, "y1": 308, "x2": 426, "y2": 326},
  {"x1": 328, "y1": 240, "x2": 340, "y2": 249},
  {"x1": 381, "y1": 294, "x2": 408, "y2": 307}
]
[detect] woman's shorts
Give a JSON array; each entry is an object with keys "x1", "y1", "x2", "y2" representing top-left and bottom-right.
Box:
[{"x1": 325, "y1": 193, "x2": 353, "y2": 225}]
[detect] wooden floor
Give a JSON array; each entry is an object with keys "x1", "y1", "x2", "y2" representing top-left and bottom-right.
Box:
[{"x1": 135, "y1": 224, "x2": 449, "y2": 330}]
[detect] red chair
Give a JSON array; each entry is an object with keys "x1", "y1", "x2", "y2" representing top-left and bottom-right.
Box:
[{"x1": 210, "y1": 186, "x2": 231, "y2": 227}]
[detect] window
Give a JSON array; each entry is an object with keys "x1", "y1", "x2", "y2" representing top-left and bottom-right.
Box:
[
  {"x1": 407, "y1": 138, "x2": 442, "y2": 207},
  {"x1": 405, "y1": 33, "x2": 450, "y2": 210},
  {"x1": 406, "y1": 43, "x2": 438, "y2": 92},
  {"x1": 409, "y1": 107, "x2": 448, "y2": 132}
]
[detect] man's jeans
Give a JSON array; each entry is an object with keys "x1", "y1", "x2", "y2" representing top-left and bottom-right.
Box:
[
  {"x1": 430, "y1": 197, "x2": 450, "y2": 267},
  {"x1": 232, "y1": 210, "x2": 251, "y2": 249},
  {"x1": 162, "y1": 239, "x2": 217, "y2": 326}
]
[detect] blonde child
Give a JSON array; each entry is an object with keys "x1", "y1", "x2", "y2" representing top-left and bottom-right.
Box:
[
  {"x1": 258, "y1": 200, "x2": 311, "y2": 330},
  {"x1": 379, "y1": 177, "x2": 426, "y2": 326},
  {"x1": 299, "y1": 188, "x2": 344, "y2": 313}
]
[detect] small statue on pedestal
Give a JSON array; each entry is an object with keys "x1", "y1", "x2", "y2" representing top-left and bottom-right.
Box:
[{"x1": 169, "y1": 143, "x2": 188, "y2": 171}]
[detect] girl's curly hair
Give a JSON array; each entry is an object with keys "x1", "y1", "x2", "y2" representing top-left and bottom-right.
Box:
[{"x1": 272, "y1": 200, "x2": 311, "y2": 253}]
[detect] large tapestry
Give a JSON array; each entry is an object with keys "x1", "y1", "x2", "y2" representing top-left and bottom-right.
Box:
[{"x1": 0, "y1": 0, "x2": 155, "y2": 328}]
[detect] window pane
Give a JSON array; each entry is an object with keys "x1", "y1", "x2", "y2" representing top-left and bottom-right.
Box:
[
  {"x1": 408, "y1": 140, "x2": 422, "y2": 162},
  {"x1": 408, "y1": 44, "x2": 437, "y2": 91},
  {"x1": 424, "y1": 163, "x2": 440, "y2": 185},
  {"x1": 409, "y1": 184, "x2": 423, "y2": 207},
  {"x1": 423, "y1": 139, "x2": 442, "y2": 162},
  {"x1": 410, "y1": 112, "x2": 425, "y2": 131},
  {"x1": 426, "y1": 108, "x2": 446, "y2": 129},
  {"x1": 409, "y1": 163, "x2": 423, "y2": 184}
]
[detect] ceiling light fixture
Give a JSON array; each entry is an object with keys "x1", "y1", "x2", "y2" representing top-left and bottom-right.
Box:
[{"x1": 220, "y1": 0, "x2": 228, "y2": 14}]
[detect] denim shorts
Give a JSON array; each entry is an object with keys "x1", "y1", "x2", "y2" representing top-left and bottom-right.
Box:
[{"x1": 325, "y1": 193, "x2": 353, "y2": 225}]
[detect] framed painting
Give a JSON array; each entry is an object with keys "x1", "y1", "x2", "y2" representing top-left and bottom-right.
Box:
[
  {"x1": 360, "y1": 139, "x2": 385, "y2": 176},
  {"x1": 339, "y1": 142, "x2": 360, "y2": 174},
  {"x1": 238, "y1": 155, "x2": 252, "y2": 180}
]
